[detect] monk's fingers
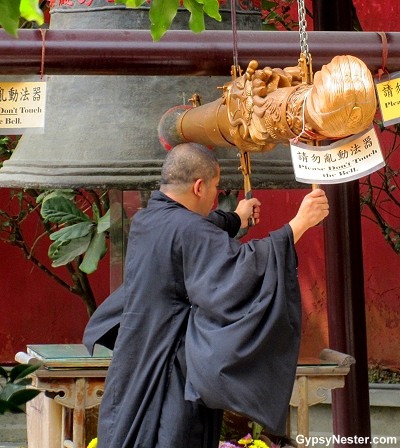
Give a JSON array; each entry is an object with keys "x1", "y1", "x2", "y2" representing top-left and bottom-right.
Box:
[{"x1": 252, "y1": 205, "x2": 261, "y2": 217}]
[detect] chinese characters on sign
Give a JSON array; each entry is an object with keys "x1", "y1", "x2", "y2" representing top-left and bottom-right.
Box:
[
  {"x1": 375, "y1": 71, "x2": 400, "y2": 127},
  {"x1": 0, "y1": 77, "x2": 47, "y2": 134},
  {"x1": 290, "y1": 126, "x2": 385, "y2": 184}
]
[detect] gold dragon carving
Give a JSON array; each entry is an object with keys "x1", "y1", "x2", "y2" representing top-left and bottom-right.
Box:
[
  {"x1": 204, "y1": 54, "x2": 378, "y2": 153},
  {"x1": 166, "y1": 54, "x2": 378, "y2": 195}
]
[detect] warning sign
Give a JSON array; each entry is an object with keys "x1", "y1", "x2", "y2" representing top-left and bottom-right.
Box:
[{"x1": 0, "y1": 76, "x2": 47, "y2": 134}]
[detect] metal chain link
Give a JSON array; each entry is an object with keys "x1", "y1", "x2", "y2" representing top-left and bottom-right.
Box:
[
  {"x1": 230, "y1": 0, "x2": 240, "y2": 78},
  {"x1": 297, "y1": 0, "x2": 310, "y2": 63}
]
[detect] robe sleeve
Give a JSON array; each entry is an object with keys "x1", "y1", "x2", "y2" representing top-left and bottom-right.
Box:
[
  {"x1": 82, "y1": 207, "x2": 240, "y2": 355},
  {"x1": 207, "y1": 210, "x2": 241, "y2": 238},
  {"x1": 83, "y1": 284, "x2": 125, "y2": 355},
  {"x1": 182, "y1": 221, "x2": 301, "y2": 436}
]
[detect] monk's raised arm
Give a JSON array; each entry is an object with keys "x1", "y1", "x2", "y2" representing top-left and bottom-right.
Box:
[{"x1": 289, "y1": 189, "x2": 329, "y2": 243}]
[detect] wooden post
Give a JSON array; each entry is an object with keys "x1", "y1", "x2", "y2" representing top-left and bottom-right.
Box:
[
  {"x1": 312, "y1": 1, "x2": 372, "y2": 446},
  {"x1": 26, "y1": 393, "x2": 63, "y2": 448}
]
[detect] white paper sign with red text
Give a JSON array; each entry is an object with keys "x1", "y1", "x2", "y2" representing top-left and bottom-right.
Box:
[{"x1": 290, "y1": 126, "x2": 385, "y2": 184}]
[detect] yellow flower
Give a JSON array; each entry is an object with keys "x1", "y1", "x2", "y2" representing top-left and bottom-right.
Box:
[
  {"x1": 237, "y1": 437, "x2": 269, "y2": 448},
  {"x1": 253, "y1": 440, "x2": 269, "y2": 448},
  {"x1": 87, "y1": 437, "x2": 98, "y2": 448},
  {"x1": 238, "y1": 436, "x2": 253, "y2": 446}
]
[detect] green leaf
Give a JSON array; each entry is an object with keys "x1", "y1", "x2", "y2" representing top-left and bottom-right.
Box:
[
  {"x1": 0, "y1": 383, "x2": 21, "y2": 401},
  {"x1": 217, "y1": 191, "x2": 238, "y2": 212},
  {"x1": 376, "y1": 120, "x2": 385, "y2": 132},
  {"x1": 149, "y1": 0, "x2": 180, "y2": 41},
  {"x1": 12, "y1": 378, "x2": 32, "y2": 387},
  {"x1": 11, "y1": 364, "x2": 40, "y2": 383},
  {"x1": 50, "y1": 221, "x2": 93, "y2": 242},
  {"x1": 7, "y1": 388, "x2": 41, "y2": 407},
  {"x1": 92, "y1": 203, "x2": 101, "y2": 223},
  {"x1": 262, "y1": 0, "x2": 279, "y2": 9},
  {"x1": 0, "y1": 0, "x2": 20, "y2": 37},
  {"x1": 49, "y1": 234, "x2": 92, "y2": 267},
  {"x1": 0, "y1": 399, "x2": 23, "y2": 415},
  {"x1": 41, "y1": 196, "x2": 91, "y2": 224},
  {"x1": 203, "y1": 0, "x2": 221, "y2": 21},
  {"x1": 9, "y1": 364, "x2": 34, "y2": 383},
  {"x1": 262, "y1": 23, "x2": 279, "y2": 30},
  {"x1": 216, "y1": 191, "x2": 248, "y2": 240},
  {"x1": 79, "y1": 231, "x2": 107, "y2": 274},
  {"x1": 0, "y1": 366, "x2": 9, "y2": 380},
  {"x1": 115, "y1": 0, "x2": 148, "y2": 6},
  {"x1": 235, "y1": 227, "x2": 249, "y2": 239},
  {"x1": 36, "y1": 189, "x2": 76, "y2": 204},
  {"x1": 252, "y1": 422, "x2": 263, "y2": 440},
  {"x1": 15, "y1": 191, "x2": 23, "y2": 207},
  {"x1": 97, "y1": 209, "x2": 110, "y2": 233},
  {"x1": 20, "y1": 0, "x2": 44, "y2": 25},
  {"x1": 183, "y1": 0, "x2": 205, "y2": 34}
]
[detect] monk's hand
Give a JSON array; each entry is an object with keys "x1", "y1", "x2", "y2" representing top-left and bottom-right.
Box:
[
  {"x1": 235, "y1": 197, "x2": 261, "y2": 228},
  {"x1": 289, "y1": 188, "x2": 329, "y2": 243}
]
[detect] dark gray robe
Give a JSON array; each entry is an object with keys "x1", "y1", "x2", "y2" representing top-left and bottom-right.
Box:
[{"x1": 83, "y1": 191, "x2": 301, "y2": 448}]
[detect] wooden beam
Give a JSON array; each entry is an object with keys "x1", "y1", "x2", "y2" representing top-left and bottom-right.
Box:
[{"x1": 1, "y1": 29, "x2": 400, "y2": 76}]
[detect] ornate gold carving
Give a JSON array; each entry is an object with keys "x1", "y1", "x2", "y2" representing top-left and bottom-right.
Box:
[
  {"x1": 175, "y1": 55, "x2": 377, "y2": 154},
  {"x1": 224, "y1": 60, "x2": 309, "y2": 151},
  {"x1": 307, "y1": 55, "x2": 377, "y2": 137}
]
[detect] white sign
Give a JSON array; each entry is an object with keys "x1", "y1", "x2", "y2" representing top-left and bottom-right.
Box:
[
  {"x1": 0, "y1": 76, "x2": 47, "y2": 134},
  {"x1": 290, "y1": 126, "x2": 385, "y2": 184}
]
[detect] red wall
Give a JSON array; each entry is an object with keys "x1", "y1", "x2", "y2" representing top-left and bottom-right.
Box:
[
  {"x1": 0, "y1": 187, "x2": 110, "y2": 363},
  {"x1": 238, "y1": 168, "x2": 400, "y2": 367},
  {"x1": 353, "y1": 0, "x2": 400, "y2": 32},
  {"x1": 2, "y1": 181, "x2": 399, "y2": 366},
  {"x1": 298, "y1": 0, "x2": 400, "y2": 366},
  {"x1": 239, "y1": 188, "x2": 330, "y2": 360},
  {"x1": 1, "y1": 0, "x2": 400, "y2": 366}
]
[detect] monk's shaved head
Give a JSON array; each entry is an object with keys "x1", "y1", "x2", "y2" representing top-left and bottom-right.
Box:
[{"x1": 160, "y1": 143, "x2": 219, "y2": 192}]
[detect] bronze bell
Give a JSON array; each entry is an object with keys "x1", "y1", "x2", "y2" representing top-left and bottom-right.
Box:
[{"x1": 0, "y1": 0, "x2": 298, "y2": 191}]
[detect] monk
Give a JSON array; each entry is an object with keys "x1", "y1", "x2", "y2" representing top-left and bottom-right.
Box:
[{"x1": 84, "y1": 142, "x2": 329, "y2": 448}]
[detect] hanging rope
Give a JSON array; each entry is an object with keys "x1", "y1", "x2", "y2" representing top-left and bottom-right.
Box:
[
  {"x1": 40, "y1": 29, "x2": 46, "y2": 79},
  {"x1": 376, "y1": 31, "x2": 389, "y2": 81}
]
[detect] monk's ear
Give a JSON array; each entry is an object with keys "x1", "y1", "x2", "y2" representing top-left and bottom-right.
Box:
[{"x1": 192, "y1": 179, "x2": 203, "y2": 198}]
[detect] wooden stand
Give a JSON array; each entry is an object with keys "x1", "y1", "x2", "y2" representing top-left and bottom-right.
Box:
[
  {"x1": 17, "y1": 345, "x2": 353, "y2": 448},
  {"x1": 15, "y1": 344, "x2": 112, "y2": 448},
  {"x1": 290, "y1": 349, "x2": 355, "y2": 447}
]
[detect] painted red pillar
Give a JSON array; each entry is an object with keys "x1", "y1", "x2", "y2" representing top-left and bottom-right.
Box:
[{"x1": 312, "y1": 1, "x2": 372, "y2": 446}]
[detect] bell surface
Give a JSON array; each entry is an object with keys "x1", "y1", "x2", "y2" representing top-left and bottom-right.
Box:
[{"x1": 0, "y1": 0, "x2": 300, "y2": 190}]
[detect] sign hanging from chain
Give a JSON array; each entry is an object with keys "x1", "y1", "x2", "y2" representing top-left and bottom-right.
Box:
[{"x1": 290, "y1": 125, "x2": 385, "y2": 184}]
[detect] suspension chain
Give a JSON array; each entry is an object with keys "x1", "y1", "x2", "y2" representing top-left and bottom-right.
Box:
[
  {"x1": 297, "y1": 0, "x2": 313, "y2": 84},
  {"x1": 297, "y1": 0, "x2": 317, "y2": 190},
  {"x1": 297, "y1": 0, "x2": 310, "y2": 63}
]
